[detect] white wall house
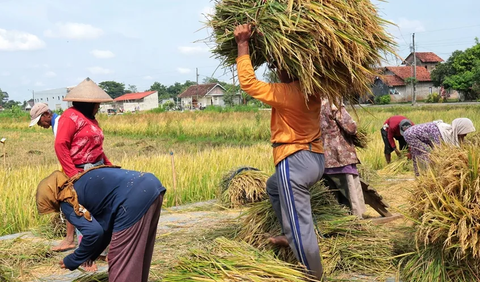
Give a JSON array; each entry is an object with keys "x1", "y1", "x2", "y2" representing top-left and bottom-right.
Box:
[
  {"x1": 113, "y1": 91, "x2": 159, "y2": 112},
  {"x1": 33, "y1": 87, "x2": 72, "y2": 110},
  {"x1": 178, "y1": 83, "x2": 241, "y2": 109}
]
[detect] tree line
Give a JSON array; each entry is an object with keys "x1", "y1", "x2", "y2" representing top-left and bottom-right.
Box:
[{"x1": 431, "y1": 38, "x2": 480, "y2": 100}]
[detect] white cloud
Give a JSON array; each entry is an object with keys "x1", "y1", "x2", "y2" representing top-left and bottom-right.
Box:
[
  {"x1": 143, "y1": 75, "x2": 153, "y2": 80},
  {"x1": 394, "y1": 18, "x2": 426, "y2": 33},
  {"x1": 44, "y1": 71, "x2": 56, "y2": 77},
  {"x1": 0, "y1": 29, "x2": 45, "y2": 51},
  {"x1": 178, "y1": 46, "x2": 209, "y2": 55},
  {"x1": 44, "y1": 22, "x2": 104, "y2": 40},
  {"x1": 177, "y1": 67, "x2": 191, "y2": 74},
  {"x1": 87, "y1": 66, "x2": 113, "y2": 75},
  {"x1": 91, "y1": 49, "x2": 115, "y2": 59}
]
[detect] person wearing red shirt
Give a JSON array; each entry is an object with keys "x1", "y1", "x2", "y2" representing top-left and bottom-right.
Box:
[
  {"x1": 54, "y1": 77, "x2": 113, "y2": 272},
  {"x1": 381, "y1": 115, "x2": 414, "y2": 164}
]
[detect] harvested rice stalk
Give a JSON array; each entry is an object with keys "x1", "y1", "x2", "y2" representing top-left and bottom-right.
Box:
[
  {"x1": 235, "y1": 181, "x2": 394, "y2": 276},
  {"x1": 163, "y1": 237, "x2": 317, "y2": 282},
  {"x1": 409, "y1": 144, "x2": 480, "y2": 259},
  {"x1": 378, "y1": 157, "x2": 412, "y2": 176},
  {"x1": 207, "y1": 0, "x2": 397, "y2": 103},
  {"x1": 399, "y1": 244, "x2": 480, "y2": 282},
  {"x1": 0, "y1": 238, "x2": 53, "y2": 279},
  {"x1": 235, "y1": 181, "x2": 351, "y2": 248},
  {"x1": 220, "y1": 167, "x2": 269, "y2": 208}
]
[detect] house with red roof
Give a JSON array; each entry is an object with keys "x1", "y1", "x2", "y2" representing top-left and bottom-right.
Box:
[
  {"x1": 371, "y1": 66, "x2": 440, "y2": 102},
  {"x1": 113, "y1": 90, "x2": 159, "y2": 112},
  {"x1": 403, "y1": 52, "x2": 444, "y2": 72},
  {"x1": 178, "y1": 83, "x2": 240, "y2": 109}
]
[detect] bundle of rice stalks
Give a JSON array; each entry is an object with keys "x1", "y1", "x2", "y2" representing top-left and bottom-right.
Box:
[
  {"x1": 0, "y1": 238, "x2": 53, "y2": 279},
  {"x1": 207, "y1": 0, "x2": 396, "y2": 103},
  {"x1": 401, "y1": 143, "x2": 480, "y2": 281},
  {"x1": 409, "y1": 144, "x2": 480, "y2": 258},
  {"x1": 163, "y1": 237, "x2": 317, "y2": 281},
  {"x1": 236, "y1": 181, "x2": 394, "y2": 276},
  {"x1": 235, "y1": 181, "x2": 351, "y2": 247},
  {"x1": 378, "y1": 157, "x2": 412, "y2": 176},
  {"x1": 399, "y1": 244, "x2": 480, "y2": 282},
  {"x1": 357, "y1": 163, "x2": 378, "y2": 183},
  {"x1": 220, "y1": 167, "x2": 269, "y2": 208}
]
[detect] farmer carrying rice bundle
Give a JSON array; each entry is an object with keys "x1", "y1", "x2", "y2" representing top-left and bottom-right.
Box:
[
  {"x1": 235, "y1": 23, "x2": 325, "y2": 280},
  {"x1": 208, "y1": 0, "x2": 396, "y2": 104}
]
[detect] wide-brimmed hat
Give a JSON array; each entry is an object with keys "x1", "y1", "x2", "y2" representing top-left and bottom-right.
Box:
[
  {"x1": 63, "y1": 77, "x2": 113, "y2": 103},
  {"x1": 399, "y1": 119, "x2": 413, "y2": 136},
  {"x1": 29, "y1": 103, "x2": 49, "y2": 127}
]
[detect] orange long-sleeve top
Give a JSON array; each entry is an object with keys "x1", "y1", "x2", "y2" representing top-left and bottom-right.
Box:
[{"x1": 236, "y1": 55, "x2": 323, "y2": 165}]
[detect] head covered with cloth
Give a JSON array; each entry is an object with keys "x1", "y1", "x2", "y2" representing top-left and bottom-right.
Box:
[{"x1": 36, "y1": 164, "x2": 166, "y2": 282}]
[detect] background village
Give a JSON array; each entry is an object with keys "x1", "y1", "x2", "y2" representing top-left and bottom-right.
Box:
[
  {"x1": 1, "y1": 0, "x2": 480, "y2": 281},
  {"x1": 5, "y1": 50, "x2": 462, "y2": 115}
]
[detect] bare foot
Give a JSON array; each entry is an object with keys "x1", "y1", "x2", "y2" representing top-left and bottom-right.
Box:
[
  {"x1": 52, "y1": 238, "x2": 76, "y2": 252},
  {"x1": 268, "y1": 235, "x2": 289, "y2": 247},
  {"x1": 81, "y1": 260, "x2": 98, "y2": 272}
]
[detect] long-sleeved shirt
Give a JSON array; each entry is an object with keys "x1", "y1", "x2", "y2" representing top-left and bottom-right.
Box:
[
  {"x1": 383, "y1": 115, "x2": 414, "y2": 149},
  {"x1": 51, "y1": 113, "x2": 60, "y2": 137},
  {"x1": 236, "y1": 55, "x2": 323, "y2": 164},
  {"x1": 320, "y1": 100, "x2": 359, "y2": 169},
  {"x1": 55, "y1": 107, "x2": 112, "y2": 177},
  {"x1": 61, "y1": 168, "x2": 166, "y2": 270}
]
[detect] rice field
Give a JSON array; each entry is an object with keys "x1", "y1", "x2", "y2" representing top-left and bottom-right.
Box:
[{"x1": 1, "y1": 104, "x2": 480, "y2": 237}]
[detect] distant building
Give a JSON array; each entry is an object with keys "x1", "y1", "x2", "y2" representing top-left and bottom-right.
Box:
[
  {"x1": 33, "y1": 87, "x2": 72, "y2": 110},
  {"x1": 113, "y1": 91, "x2": 159, "y2": 112},
  {"x1": 178, "y1": 83, "x2": 241, "y2": 109},
  {"x1": 372, "y1": 66, "x2": 440, "y2": 102},
  {"x1": 403, "y1": 52, "x2": 444, "y2": 72}
]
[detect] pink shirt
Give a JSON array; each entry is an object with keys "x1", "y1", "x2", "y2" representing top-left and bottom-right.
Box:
[{"x1": 55, "y1": 107, "x2": 112, "y2": 177}]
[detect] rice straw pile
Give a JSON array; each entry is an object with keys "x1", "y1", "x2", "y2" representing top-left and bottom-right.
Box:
[
  {"x1": 207, "y1": 0, "x2": 396, "y2": 103},
  {"x1": 220, "y1": 167, "x2": 269, "y2": 208},
  {"x1": 163, "y1": 237, "x2": 317, "y2": 281},
  {"x1": 236, "y1": 181, "x2": 394, "y2": 276},
  {"x1": 0, "y1": 238, "x2": 53, "y2": 280},
  {"x1": 400, "y1": 143, "x2": 480, "y2": 281}
]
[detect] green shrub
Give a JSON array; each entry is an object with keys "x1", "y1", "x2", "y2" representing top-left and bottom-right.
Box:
[
  {"x1": 374, "y1": 94, "x2": 391, "y2": 105},
  {"x1": 426, "y1": 92, "x2": 441, "y2": 103}
]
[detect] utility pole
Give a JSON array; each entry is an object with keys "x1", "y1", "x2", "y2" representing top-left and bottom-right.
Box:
[
  {"x1": 195, "y1": 67, "x2": 199, "y2": 109},
  {"x1": 412, "y1": 33, "x2": 417, "y2": 106}
]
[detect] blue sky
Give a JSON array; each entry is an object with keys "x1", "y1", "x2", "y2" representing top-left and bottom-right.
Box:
[{"x1": 0, "y1": 0, "x2": 479, "y2": 102}]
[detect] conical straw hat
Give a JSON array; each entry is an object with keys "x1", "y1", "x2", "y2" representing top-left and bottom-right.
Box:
[{"x1": 63, "y1": 77, "x2": 113, "y2": 103}]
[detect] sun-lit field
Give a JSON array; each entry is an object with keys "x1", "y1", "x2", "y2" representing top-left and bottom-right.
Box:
[{"x1": 1, "y1": 104, "x2": 480, "y2": 237}]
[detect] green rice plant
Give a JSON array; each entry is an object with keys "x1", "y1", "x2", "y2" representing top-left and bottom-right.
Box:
[
  {"x1": 207, "y1": 0, "x2": 396, "y2": 103},
  {"x1": 219, "y1": 167, "x2": 269, "y2": 208},
  {"x1": 162, "y1": 237, "x2": 317, "y2": 281}
]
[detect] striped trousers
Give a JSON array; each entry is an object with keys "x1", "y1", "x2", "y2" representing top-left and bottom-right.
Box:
[{"x1": 267, "y1": 150, "x2": 325, "y2": 280}]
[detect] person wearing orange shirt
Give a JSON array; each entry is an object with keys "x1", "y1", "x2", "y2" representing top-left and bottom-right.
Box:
[{"x1": 235, "y1": 24, "x2": 325, "y2": 280}]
